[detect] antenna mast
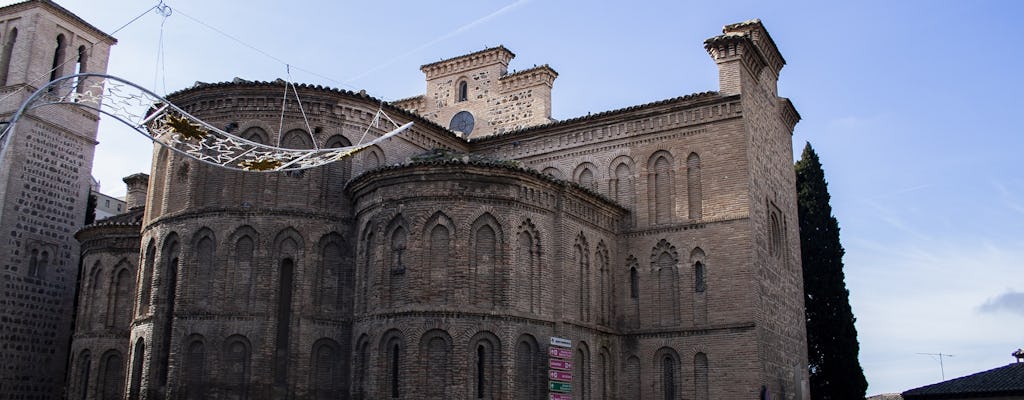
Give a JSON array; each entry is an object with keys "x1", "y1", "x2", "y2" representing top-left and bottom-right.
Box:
[{"x1": 917, "y1": 352, "x2": 954, "y2": 380}]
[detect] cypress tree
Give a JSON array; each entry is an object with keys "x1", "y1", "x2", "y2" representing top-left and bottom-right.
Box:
[{"x1": 795, "y1": 142, "x2": 867, "y2": 399}]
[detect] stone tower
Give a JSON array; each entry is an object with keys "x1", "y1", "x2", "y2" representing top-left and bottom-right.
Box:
[
  {"x1": 393, "y1": 46, "x2": 558, "y2": 138},
  {"x1": 0, "y1": 1, "x2": 115, "y2": 398}
]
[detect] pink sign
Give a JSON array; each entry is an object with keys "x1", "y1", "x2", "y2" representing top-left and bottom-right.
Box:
[
  {"x1": 549, "y1": 347, "x2": 572, "y2": 359},
  {"x1": 549, "y1": 359, "x2": 573, "y2": 370},
  {"x1": 550, "y1": 394, "x2": 572, "y2": 400},
  {"x1": 549, "y1": 370, "x2": 573, "y2": 382}
]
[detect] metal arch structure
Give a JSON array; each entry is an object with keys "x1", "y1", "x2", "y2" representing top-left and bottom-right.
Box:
[{"x1": 0, "y1": 73, "x2": 412, "y2": 172}]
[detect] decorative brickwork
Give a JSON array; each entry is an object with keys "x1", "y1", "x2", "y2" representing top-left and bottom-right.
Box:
[{"x1": 64, "y1": 18, "x2": 808, "y2": 400}]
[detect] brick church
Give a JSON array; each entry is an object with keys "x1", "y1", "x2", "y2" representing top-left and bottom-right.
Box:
[{"x1": 0, "y1": 1, "x2": 810, "y2": 399}]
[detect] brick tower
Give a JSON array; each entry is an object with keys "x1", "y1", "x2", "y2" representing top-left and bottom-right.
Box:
[{"x1": 0, "y1": 1, "x2": 115, "y2": 398}]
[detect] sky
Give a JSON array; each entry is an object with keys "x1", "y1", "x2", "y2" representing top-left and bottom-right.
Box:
[{"x1": 5, "y1": 0, "x2": 1023, "y2": 395}]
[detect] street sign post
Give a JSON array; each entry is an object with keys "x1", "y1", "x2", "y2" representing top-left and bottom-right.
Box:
[
  {"x1": 549, "y1": 359, "x2": 573, "y2": 370},
  {"x1": 550, "y1": 393, "x2": 572, "y2": 400},
  {"x1": 549, "y1": 381, "x2": 573, "y2": 393},
  {"x1": 550, "y1": 337, "x2": 572, "y2": 348},
  {"x1": 548, "y1": 347, "x2": 572, "y2": 359},
  {"x1": 549, "y1": 370, "x2": 573, "y2": 381}
]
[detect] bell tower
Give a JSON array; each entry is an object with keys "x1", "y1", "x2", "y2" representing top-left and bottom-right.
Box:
[{"x1": 0, "y1": 1, "x2": 115, "y2": 399}]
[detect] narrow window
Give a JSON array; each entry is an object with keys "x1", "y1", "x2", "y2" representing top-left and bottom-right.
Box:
[
  {"x1": 128, "y1": 339, "x2": 145, "y2": 399},
  {"x1": 99, "y1": 351, "x2": 124, "y2": 399},
  {"x1": 184, "y1": 339, "x2": 206, "y2": 399},
  {"x1": 275, "y1": 259, "x2": 294, "y2": 385},
  {"x1": 429, "y1": 224, "x2": 450, "y2": 304},
  {"x1": 75, "y1": 45, "x2": 87, "y2": 93},
  {"x1": 687, "y1": 153, "x2": 702, "y2": 219},
  {"x1": 139, "y1": 241, "x2": 155, "y2": 315},
  {"x1": 473, "y1": 224, "x2": 496, "y2": 308},
  {"x1": 651, "y1": 155, "x2": 674, "y2": 224},
  {"x1": 476, "y1": 345, "x2": 486, "y2": 398},
  {"x1": 695, "y1": 353, "x2": 709, "y2": 400},
  {"x1": 77, "y1": 351, "x2": 91, "y2": 400},
  {"x1": 27, "y1": 249, "x2": 38, "y2": 277},
  {"x1": 389, "y1": 343, "x2": 401, "y2": 398},
  {"x1": 457, "y1": 80, "x2": 468, "y2": 102},
  {"x1": 630, "y1": 267, "x2": 639, "y2": 299},
  {"x1": 695, "y1": 261, "x2": 706, "y2": 292},
  {"x1": 49, "y1": 34, "x2": 66, "y2": 84},
  {"x1": 224, "y1": 337, "x2": 251, "y2": 397},
  {"x1": 0, "y1": 28, "x2": 18, "y2": 86},
  {"x1": 111, "y1": 268, "x2": 133, "y2": 329},
  {"x1": 158, "y1": 242, "x2": 179, "y2": 387},
  {"x1": 663, "y1": 355, "x2": 676, "y2": 400}
]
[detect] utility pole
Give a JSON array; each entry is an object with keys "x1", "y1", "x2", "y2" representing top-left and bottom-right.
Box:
[{"x1": 917, "y1": 353, "x2": 954, "y2": 380}]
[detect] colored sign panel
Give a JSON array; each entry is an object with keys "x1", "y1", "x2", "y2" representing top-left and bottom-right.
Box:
[
  {"x1": 550, "y1": 336, "x2": 572, "y2": 348},
  {"x1": 549, "y1": 347, "x2": 572, "y2": 359},
  {"x1": 550, "y1": 393, "x2": 572, "y2": 400},
  {"x1": 549, "y1": 381, "x2": 573, "y2": 393},
  {"x1": 549, "y1": 370, "x2": 573, "y2": 382},
  {"x1": 549, "y1": 359, "x2": 573, "y2": 370}
]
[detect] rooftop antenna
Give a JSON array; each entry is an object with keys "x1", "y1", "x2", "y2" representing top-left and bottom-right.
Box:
[{"x1": 917, "y1": 352, "x2": 954, "y2": 380}]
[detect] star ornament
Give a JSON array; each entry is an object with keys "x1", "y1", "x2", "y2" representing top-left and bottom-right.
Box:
[
  {"x1": 164, "y1": 114, "x2": 209, "y2": 140},
  {"x1": 239, "y1": 157, "x2": 283, "y2": 171}
]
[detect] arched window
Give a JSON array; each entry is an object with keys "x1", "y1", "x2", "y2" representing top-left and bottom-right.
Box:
[
  {"x1": 312, "y1": 339, "x2": 342, "y2": 399},
  {"x1": 625, "y1": 356, "x2": 641, "y2": 399},
  {"x1": 695, "y1": 353, "x2": 709, "y2": 400},
  {"x1": 75, "y1": 45, "x2": 87, "y2": 93},
  {"x1": 110, "y1": 266, "x2": 133, "y2": 330},
  {"x1": 318, "y1": 236, "x2": 345, "y2": 314},
  {"x1": 75, "y1": 350, "x2": 91, "y2": 400},
  {"x1": 280, "y1": 129, "x2": 313, "y2": 149},
  {"x1": 515, "y1": 335, "x2": 543, "y2": 400},
  {"x1": 380, "y1": 332, "x2": 404, "y2": 399},
  {"x1": 49, "y1": 34, "x2": 66, "y2": 83},
  {"x1": 157, "y1": 236, "x2": 180, "y2": 387},
  {"x1": 694, "y1": 261, "x2": 706, "y2": 292},
  {"x1": 427, "y1": 221, "x2": 451, "y2": 304},
  {"x1": 457, "y1": 80, "x2": 468, "y2": 102},
  {"x1": 663, "y1": 354, "x2": 677, "y2": 400},
  {"x1": 470, "y1": 333, "x2": 500, "y2": 399},
  {"x1": 353, "y1": 336, "x2": 370, "y2": 399},
  {"x1": 420, "y1": 331, "x2": 451, "y2": 398},
  {"x1": 275, "y1": 258, "x2": 295, "y2": 385},
  {"x1": 224, "y1": 336, "x2": 251, "y2": 398},
  {"x1": 128, "y1": 339, "x2": 145, "y2": 399},
  {"x1": 652, "y1": 239, "x2": 680, "y2": 326},
  {"x1": 578, "y1": 166, "x2": 596, "y2": 190},
  {"x1": 596, "y1": 241, "x2": 610, "y2": 325},
  {"x1": 573, "y1": 345, "x2": 590, "y2": 399},
  {"x1": 241, "y1": 127, "x2": 267, "y2": 144},
  {"x1": 184, "y1": 336, "x2": 206, "y2": 400},
  {"x1": 630, "y1": 266, "x2": 639, "y2": 299},
  {"x1": 0, "y1": 28, "x2": 18, "y2": 86},
  {"x1": 357, "y1": 226, "x2": 374, "y2": 314},
  {"x1": 388, "y1": 221, "x2": 408, "y2": 306},
  {"x1": 687, "y1": 153, "x2": 702, "y2": 219},
  {"x1": 87, "y1": 262, "x2": 103, "y2": 330},
  {"x1": 650, "y1": 153, "x2": 675, "y2": 224},
  {"x1": 598, "y1": 348, "x2": 613, "y2": 400},
  {"x1": 770, "y1": 212, "x2": 782, "y2": 258},
  {"x1": 233, "y1": 235, "x2": 255, "y2": 312},
  {"x1": 517, "y1": 219, "x2": 541, "y2": 313},
  {"x1": 613, "y1": 160, "x2": 637, "y2": 225},
  {"x1": 139, "y1": 240, "x2": 155, "y2": 315},
  {"x1": 194, "y1": 234, "x2": 216, "y2": 309},
  {"x1": 99, "y1": 350, "x2": 124, "y2": 400},
  {"x1": 575, "y1": 233, "x2": 590, "y2": 322},
  {"x1": 471, "y1": 217, "x2": 499, "y2": 309},
  {"x1": 541, "y1": 167, "x2": 564, "y2": 180},
  {"x1": 28, "y1": 248, "x2": 48, "y2": 279}
]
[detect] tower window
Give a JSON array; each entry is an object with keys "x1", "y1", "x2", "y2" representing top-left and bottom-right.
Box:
[{"x1": 457, "y1": 80, "x2": 468, "y2": 102}]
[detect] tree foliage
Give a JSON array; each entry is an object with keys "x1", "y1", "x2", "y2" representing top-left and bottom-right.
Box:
[{"x1": 796, "y1": 142, "x2": 867, "y2": 399}]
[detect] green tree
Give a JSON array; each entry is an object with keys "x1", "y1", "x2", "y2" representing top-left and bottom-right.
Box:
[{"x1": 795, "y1": 142, "x2": 867, "y2": 399}]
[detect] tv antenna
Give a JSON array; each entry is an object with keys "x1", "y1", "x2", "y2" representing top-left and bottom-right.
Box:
[{"x1": 917, "y1": 352, "x2": 954, "y2": 380}]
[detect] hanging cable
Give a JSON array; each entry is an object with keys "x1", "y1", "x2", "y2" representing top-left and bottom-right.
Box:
[
  {"x1": 153, "y1": 2, "x2": 172, "y2": 95},
  {"x1": 276, "y1": 78, "x2": 289, "y2": 147},
  {"x1": 284, "y1": 65, "x2": 318, "y2": 150}
]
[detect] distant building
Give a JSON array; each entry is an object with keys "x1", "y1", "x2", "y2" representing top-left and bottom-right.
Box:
[
  {"x1": 70, "y1": 18, "x2": 810, "y2": 399},
  {"x1": 903, "y1": 362, "x2": 1024, "y2": 400},
  {"x1": 92, "y1": 189, "x2": 126, "y2": 220},
  {"x1": 0, "y1": 1, "x2": 115, "y2": 398}
]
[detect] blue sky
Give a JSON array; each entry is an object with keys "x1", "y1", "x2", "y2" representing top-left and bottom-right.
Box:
[{"x1": 10, "y1": 0, "x2": 1023, "y2": 395}]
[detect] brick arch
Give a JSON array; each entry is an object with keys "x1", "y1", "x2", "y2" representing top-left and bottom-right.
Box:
[
  {"x1": 574, "y1": 340, "x2": 591, "y2": 399},
  {"x1": 468, "y1": 330, "x2": 502, "y2": 399},
  {"x1": 421, "y1": 211, "x2": 454, "y2": 304},
  {"x1": 574, "y1": 232, "x2": 591, "y2": 322},
  {"x1": 239, "y1": 125, "x2": 269, "y2": 144},
  {"x1": 515, "y1": 218, "x2": 542, "y2": 313},
  {"x1": 191, "y1": 228, "x2": 217, "y2": 310},
  {"x1": 280, "y1": 128, "x2": 313, "y2": 149},
  {"x1": 419, "y1": 329, "x2": 453, "y2": 398},
  {"x1": 651, "y1": 239, "x2": 680, "y2": 326},
  {"x1": 470, "y1": 212, "x2": 505, "y2": 309},
  {"x1": 379, "y1": 328, "x2": 407, "y2": 398},
  {"x1": 108, "y1": 259, "x2": 134, "y2": 330},
  {"x1": 595, "y1": 240, "x2": 611, "y2": 325},
  {"x1": 273, "y1": 227, "x2": 305, "y2": 260},
  {"x1": 222, "y1": 334, "x2": 252, "y2": 398},
  {"x1": 647, "y1": 150, "x2": 676, "y2": 225},
  {"x1": 98, "y1": 349, "x2": 124, "y2": 400},
  {"x1": 316, "y1": 232, "x2": 350, "y2": 315},
  {"x1": 310, "y1": 338, "x2": 343, "y2": 398},
  {"x1": 384, "y1": 214, "x2": 410, "y2": 306},
  {"x1": 352, "y1": 333, "x2": 371, "y2": 398},
  {"x1": 654, "y1": 346, "x2": 681, "y2": 400},
  {"x1": 573, "y1": 161, "x2": 600, "y2": 191},
  {"x1": 541, "y1": 166, "x2": 565, "y2": 180},
  {"x1": 514, "y1": 333, "x2": 545, "y2": 399},
  {"x1": 361, "y1": 145, "x2": 385, "y2": 170}
]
